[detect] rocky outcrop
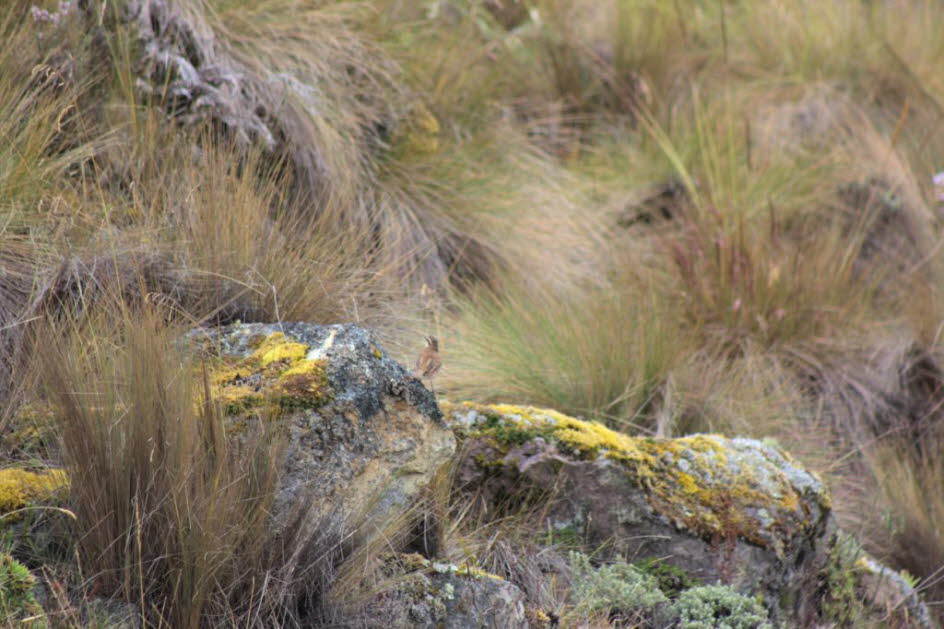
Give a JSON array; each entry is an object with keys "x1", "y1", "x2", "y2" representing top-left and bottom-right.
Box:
[
  {"x1": 444, "y1": 402, "x2": 934, "y2": 627},
  {"x1": 8, "y1": 320, "x2": 935, "y2": 627},
  {"x1": 367, "y1": 554, "x2": 530, "y2": 628},
  {"x1": 190, "y1": 322, "x2": 455, "y2": 532}
]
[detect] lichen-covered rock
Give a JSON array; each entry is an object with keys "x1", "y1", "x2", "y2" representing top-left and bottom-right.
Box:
[
  {"x1": 190, "y1": 323, "x2": 455, "y2": 531},
  {"x1": 445, "y1": 402, "x2": 833, "y2": 623},
  {"x1": 367, "y1": 553, "x2": 529, "y2": 628},
  {"x1": 856, "y1": 556, "x2": 934, "y2": 629}
]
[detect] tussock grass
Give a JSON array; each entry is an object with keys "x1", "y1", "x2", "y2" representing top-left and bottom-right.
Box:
[
  {"x1": 4, "y1": 0, "x2": 944, "y2": 622},
  {"x1": 37, "y1": 303, "x2": 412, "y2": 626},
  {"x1": 446, "y1": 278, "x2": 689, "y2": 429},
  {"x1": 405, "y1": 2, "x2": 944, "y2": 604},
  {"x1": 40, "y1": 305, "x2": 283, "y2": 626}
]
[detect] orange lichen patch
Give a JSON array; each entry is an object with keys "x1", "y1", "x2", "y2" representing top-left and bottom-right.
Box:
[
  {"x1": 205, "y1": 332, "x2": 331, "y2": 415},
  {"x1": 0, "y1": 467, "x2": 68, "y2": 518},
  {"x1": 448, "y1": 402, "x2": 830, "y2": 557}
]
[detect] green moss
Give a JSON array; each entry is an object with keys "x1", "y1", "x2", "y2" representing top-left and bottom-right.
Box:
[
  {"x1": 0, "y1": 467, "x2": 68, "y2": 519},
  {"x1": 205, "y1": 332, "x2": 332, "y2": 416},
  {"x1": 478, "y1": 411, "x2": 550, "y2": 447},
  {"x1": 3, "y1": 402, "x2": 57, "y2": 457},
  {"x1": 634, "y1": 558, "x2": 699, "y2": 599},
  {"x1": 544, "y1": 523, "x2": 581, "y2": 547},
  {"x1": 450, "y1": 403, "x2": 829, "y2": 555},
  {"x1": 453, "y1": 563, "x2": 504, "y2": 581}
]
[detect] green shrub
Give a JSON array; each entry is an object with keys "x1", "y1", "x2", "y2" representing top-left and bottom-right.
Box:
[
  {"x1": 667, "y1": 584, "x2": 771, "y2": 629},
  {"x1": 568, "y1": 551, "x2": 668, "y2": 618},
  {"x1": 0, "y1": 552, "x2": 42, "y2": 623}
]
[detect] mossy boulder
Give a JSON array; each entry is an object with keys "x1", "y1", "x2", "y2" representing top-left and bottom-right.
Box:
[
  {"x1": 444, "y1": 403, "x2": 837, "y2": 625},
  {"x1": 190, "y1": 323, "x2": 455, "y2": 532}
]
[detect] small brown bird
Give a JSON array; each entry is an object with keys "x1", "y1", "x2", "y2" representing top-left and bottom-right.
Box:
[{"x1": 415, "y1": 335, "x2": 442, "y2": 395}]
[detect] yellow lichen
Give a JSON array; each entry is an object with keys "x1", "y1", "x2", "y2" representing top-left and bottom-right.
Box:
[
  {"x1": 274, "y1": 359, "x2": 330, "y2": 408},
  {"x1": 281, "y1": 359, "x2": 321, "y2": 378},
  {"x1": 253, "y1": 333, "x2": 308, "y2": 368},
  {"x1": 456, "y1": 562, "x2": 505, "y2": 581},
  {"x1": 526, "y1": 608, "x2": 552, "y2": 628},
  {"x1": 0, "y1": 467, "x2": 68, "y2": 517},
  {"x1": 676, "y1": 472, "x2": 701, "y2": 495},
  {"x1": 213, "y1": 384, "x2": 263, "y2": 414},
  {"x1": 205, "y1": 332, "x2": 331, "y2": 415},
  {"x1": 451, "y1": 402, "x2": 829, "y2": 555}
]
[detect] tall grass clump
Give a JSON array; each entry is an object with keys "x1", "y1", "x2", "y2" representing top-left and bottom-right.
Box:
[
  {"x1": 0, "y1": 3, "x2": 103, "y2": 213},
  {"x1": 446, "y1": 277, "x2": 691, "y2": 429},
  {"x1": 40, "y1": 304, "x2": 289, "y2": 626},
  {"x1": 137, "y1": 138, "x2": 384, "y2": 327},
  {"x1": 630, "y1": 94, "x2": 873, "y2": 356}
]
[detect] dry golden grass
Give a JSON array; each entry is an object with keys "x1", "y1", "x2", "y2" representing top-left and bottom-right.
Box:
[
  {"x1": 39, "y1": 305, "x2": 283, "y2": 626},
  {"x1": 4, "y1": 0, "x2": 944, "y2": 621}
]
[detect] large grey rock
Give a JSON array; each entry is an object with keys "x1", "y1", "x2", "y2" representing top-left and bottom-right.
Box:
[
  {"x1": 190, "y1": 322, "x2": 455, "y2": 532},
  {"x1": 444, "y1": 402, "x2": 927, "y2": 626}
]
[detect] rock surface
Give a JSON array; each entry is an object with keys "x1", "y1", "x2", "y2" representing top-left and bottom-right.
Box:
[
  {"x1": 367, "y1": 554, "x2": 530, "y2": 629},
  {"x1": 444, "y1": 402, "x2": 934, "y2": 626},
  {"x1": 190, "y1": 322, "x2": 455, "y2": 531},
  {"x1": 858, "y1": 556, "x2": 935, "y2": 629}
]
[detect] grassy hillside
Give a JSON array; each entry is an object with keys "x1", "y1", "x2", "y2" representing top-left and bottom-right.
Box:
[{"x1": 3, "y1": 0, "x2": 944, "y2": 624}]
